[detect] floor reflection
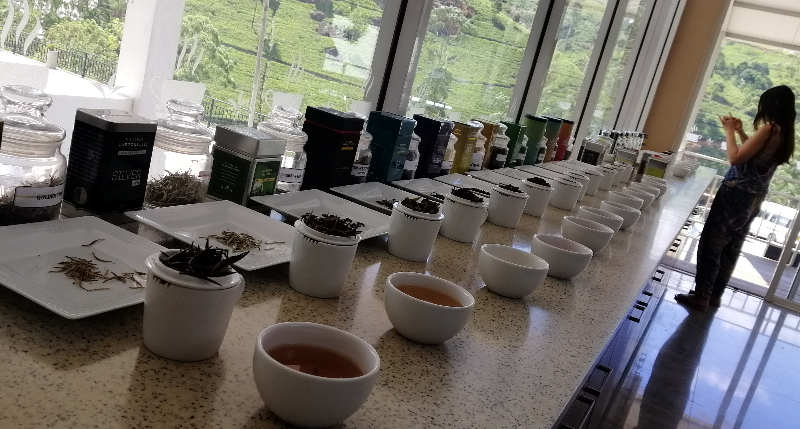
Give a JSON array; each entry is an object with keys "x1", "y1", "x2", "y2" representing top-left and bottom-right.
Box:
[{"x1": 601, "y1": 271, "x2": 800, "y2": 429}]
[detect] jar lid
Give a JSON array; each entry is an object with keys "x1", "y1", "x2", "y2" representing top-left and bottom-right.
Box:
[
  {"x1": 257, "y1": 105, "x2": 308, "y2": 150},
  {"x1": 155, "y1": 99, "x2": 214, "y2": 151},
  {"x1": 0, "y1": 85, "x2": 65, "y2": 145}
]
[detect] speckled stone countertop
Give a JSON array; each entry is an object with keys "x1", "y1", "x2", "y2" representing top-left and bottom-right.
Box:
[{"x1": 0, "y1": 168, "x2": 714, "y2": 428}]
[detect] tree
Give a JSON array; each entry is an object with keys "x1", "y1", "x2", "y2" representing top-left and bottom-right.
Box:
[
  {"x1": 46, "y1": 18, "x2": 120, "y2": 57},
  {"x1": 174, "y1": 15, "x2": 236, "y2": 89}
]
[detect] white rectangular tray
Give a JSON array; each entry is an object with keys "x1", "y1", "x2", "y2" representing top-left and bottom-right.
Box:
[
  {"x1": 250, "y1": 190, "x2": 391, "y2": 239},
  {"x1": 329, "y1": 182, "x2": 420, "y2": 215},
  {"x1": 0, "y1": 217, "x2": 165, "y2": 319},
  {"x1": 127, "y1": 200, "x2": 296, "y2": 271}
]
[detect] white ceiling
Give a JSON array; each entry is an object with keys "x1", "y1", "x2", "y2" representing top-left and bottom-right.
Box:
[{"x1": 727, "y1": 1, "x2": 800, "y2": 49}]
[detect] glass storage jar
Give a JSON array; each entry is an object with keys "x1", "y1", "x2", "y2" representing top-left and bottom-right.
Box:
[
  {"x1": 257, "y1": 106, "x2": 309, "y2": 193},
  {"x1": 145, "y1": 99, "x2": 214, "y2": 207},
  {"x1": 0, "y1": 85, "x2": 66, "y2": 226}
]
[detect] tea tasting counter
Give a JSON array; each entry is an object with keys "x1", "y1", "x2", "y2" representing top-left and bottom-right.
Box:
[{"x1": 0, "y1": 168, "x2": 715, "y2": 428}]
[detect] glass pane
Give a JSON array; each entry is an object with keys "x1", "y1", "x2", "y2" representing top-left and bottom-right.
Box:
[
  {"x1": 403, "y1": 0, "x2": 542, "y2": 122},
  {"x1": 0, "y1": 0, "x2": 127, "y2": 84},
  {"x1": 680, "y1": 37, "x2": 800, "y2": 300},
  {"x1": 180, "y1": 0, "x2": 395, "y2": 126},
  {"x1": 536, "y1": 0, "x2": 610, "y2": 119},
  {"x1": 587, "y1": 0, "x2": 649, "y2": 137}
]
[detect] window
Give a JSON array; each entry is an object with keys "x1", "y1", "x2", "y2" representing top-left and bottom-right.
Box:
[
  {"x1": 587, "y1": 0, "x2": 648, "y2": 137},
  {"x1": 536, "y1": 0, "x2": 610, "y2": 120},
  {"x1": 177, "y1": 0, "x2": 397, "y2": 126},
  {"x1": 0, "y1": 0, "x2": 127, "y2": 84},
  {"x1": 403, "y1": 0, "x2": 542, "y2": 122}
]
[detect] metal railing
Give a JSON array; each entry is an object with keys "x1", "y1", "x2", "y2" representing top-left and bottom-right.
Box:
[
  {"x1": 200, "y1": 96, "x2": 269, "y2": 128},
  {"x1": 3, "y1": 35, "x2": 117, "y2": 84}
]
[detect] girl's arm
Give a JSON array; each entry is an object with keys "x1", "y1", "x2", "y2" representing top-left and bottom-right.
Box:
[{"x1": 724, "y1": 122, "x2": 773, "y2": 165}]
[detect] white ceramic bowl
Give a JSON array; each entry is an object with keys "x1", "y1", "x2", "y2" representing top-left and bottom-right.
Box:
[
  {"x1": 640, "y1": 175, "x2": 668, "y2": 186},
  {"x1": 621, "y1": 187, "x2": 654, "y2": 209},
  {"x1": 385, "y1": 272, "x2": 475, "y2": 344},
  {"x1": 530, "y1": 234, "x2": 593, "y2": 280},
  {"x1": 253, "y1": 322, "x2": 380, "y2": 428},
  {"x1": 289, "y1": 220, "x2": 360, "y2": 298},
  {"x1": 549, "y1": 177, "x2": 583, "y2": 211},
  {"x1": 607, "y1": 191, "x2": 644, "y2": 210},
  {"x1": 671, "y1": 165, "x2": 691, "y2": 178},
  {"x1": 600, "y1": 200, "x2": 641, "y2": 230},
  {"x1": 522, "y1": 179, "x2": 553, "y2": 217},
  {"x1": 598, "y1": 166, "x2": 617, "y2": 191},
  {"x1": 478, "y1": 244, "x2": 549, "y2": 299},
  {"x1": 640, "y1": 178, "x2": 668, "y2": 198},
  {"x1": 387, "y1": 202, "x2": 443, "y2": 262},
  {"x1": 561, "y1": 216, "x2": 614, "y2": 252},
  {"x1": 577, "y1": 206, "x2": 624, "y2": 232},
  {"x1": 629, "y1": 182, "x2": 661, "y2": 199},
  {"x1": 488, "y1": 186, "x2": 529, "y2": 228},
  {"x1": 439, "y1": 193, "x2": 489, "y2": 243}
]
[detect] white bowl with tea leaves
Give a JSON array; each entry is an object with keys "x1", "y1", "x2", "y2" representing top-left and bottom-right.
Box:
[
  {"x1": 289, "y1": 213, "x2": 362, "y2": 298},
  {"x1": 488, "y1": 184, "x2": 529, "y2": 228},
  {"x1": 439, "y1": 188, "x2": 489, "y2": 243},
  {"x1": 143, "y1": 245, "x2": 246, "y2": 361},
  {"x1": 384, "y1": 272, "x2": 475, "y2": 344},
  {"x1": 253, "y1": 322, "x2": 380, "y2": 428},
  {"x1": 387, "y1": 197, "x2": 443, "y2": 262}
]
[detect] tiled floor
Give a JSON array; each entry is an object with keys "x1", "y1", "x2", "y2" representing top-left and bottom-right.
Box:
[{"x1": 599, "y1": 271, "x2": 800, "y2": 429}]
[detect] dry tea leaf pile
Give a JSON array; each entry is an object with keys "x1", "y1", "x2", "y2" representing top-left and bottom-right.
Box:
[
  {"x1": 401, "y1": 197, "x2": 440, "y2": 214},
  {"x1": 451, "y1": 188, "x2": 485, "y2": 203},
  {"x1": 499, "y1": 183, "x2": 524, "y2": 194},
  {"x1": 204, "y1": 230, "x2": 284, "y2": 253},
  {"x1": 300, "y1": 213, "x2": 364, "y2": 238},
  {"x1": 145, "y1": 170, "x2": 205, "y2": 207}
]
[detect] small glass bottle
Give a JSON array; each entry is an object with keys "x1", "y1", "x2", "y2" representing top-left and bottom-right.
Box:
[
  {"x1": 514, "y1": 135, "x2": 528, "y2": 166},
  {"x1": 439, "y1": 133, "x2": 458, "y2": 176},
  {"x1": 402, "y1": 133, "x2": 421, "y2": 179},
  {"x1": 146, "y1": 99, "x2": 214, "y2": 207},
  {"x1": 0, "y1": 86, "x2": 67, "y2": 226},
  {"x1": 350, "y1": 113, "x2": 373, "y2": 184},
  {"x1": 257, "y1": 106, "x2": 309, "y2": 193},
  {"x1": 486, "y1": 123, "x2": 510, "y2": 170}
]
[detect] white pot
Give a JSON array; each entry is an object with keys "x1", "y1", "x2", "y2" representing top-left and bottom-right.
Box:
[
  {"x1": 478, "y1": 244, "x2": 548, "y2": 298},
  {"x1": 439, "y1": 193, "x2": 489, "y2": 243},
  {"x1": 608, "y1": 165, "x2": 625, "y2": 187},
  {"x1": 143, "y1": 251, "x2": 244, "y2": 361},
  {"x1": 607, "y1": 190, "x2": 644, "y2": 211},
  {"x1": 671, "y1": 165, "x2": 691, "y2": 178},
  {"x1": 488, "y1": 186, "x2": 529, "y2": 228},
  {"x1": 530, "y1": 234, "x2": 593, "y2": 280},
  {"x1": 561, "y1": 216, "x2": 614, "y2": 252},
  {"x1": 522, "y1": 179, "x2": 553, "y2": 217},
  {"x1": 615, "y1": 163, "x2": 633, "y2": 184},
  {"x1": 387, "y1": 202, "x2": 443, "y2": 262},
  {"x1": 598, "y1": 166, "x2": 617, "y2": 191},
  {"x1": 582, "y1": 168, "x2": 604, "y2": 196},
  {"x1": 621, "y1": 187, "x2": 654, "y2": 209},
  {"x1": 46, "y1": 50, "x2": 58, "y2": 69},
  {"x1": 576, "y1": 206, "x2": 624, "y2": 232},
  {"x1": 600, "y1": 200, "x2": 641, "y2": 230},
  {"x1": 289, "y1": 220, "x2": 360, "y2": 298},
  {"x1": 384, "y1": 272, "x2": 475, "y2": 344},
  {"x1": 253, "y1": 322, "x2": 380, "y2": 428},
  {"x1": 564, "y1": 171, "x2": 589, "y2": 201},
  {"x1": 549, "y1": 177, "x2": 583, "y2": 211}
]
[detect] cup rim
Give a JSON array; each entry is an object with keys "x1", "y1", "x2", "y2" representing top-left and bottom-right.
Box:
[
  {"x1": 492, "y1": 186, "x2": 529, "y2": 199},
  {"x1": 578, "y1": 206, "x2": 624, "y2": 221},
  {"x1": 533, "y1": 233, "x2": 593, "y2": 256},
  {"x1": 480, "y1": 244, "x2": 549, "y2": 271},
  {"x1": 146, "y1": 251, "x2": 242, "y2": 291},
  {"x1": 608, "y1": 191, "x2": 643, "y2": 203},
  {"x1": 255, "y1": 322, "x2": 380, "y2": 383},
  {"x1": 602, "y1": 200, "x2": 641, "y2": 214},
  {"x1": 393, "y1": 201, "x2": 444, "y2": 221},
  {"x1": 386, "y1": 272, "x2": 476, "y2": 310},
  {"x1": 295, "y1": 219, "x2": 362, "y2": 245},
  {"x1": 564, "y1": 216, "x2": 614, "y2": 234},
  {"x1": 445, "y1": 192, "x2": 489, "y2": 208},
  {"x1": 523, "y1": 178, "x2": 553, "y2": 191},
  {"x1": 623, "y1": 188, "x2": 653, "y2": 200}
]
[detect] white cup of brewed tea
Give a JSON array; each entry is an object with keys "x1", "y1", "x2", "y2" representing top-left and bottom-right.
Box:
[
  {"x1": 384, "y1": 272, "x2": 475, "y2": 344},
  {"x1": 253, "y1": 322, "x2": 380, "y2": 428}
]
